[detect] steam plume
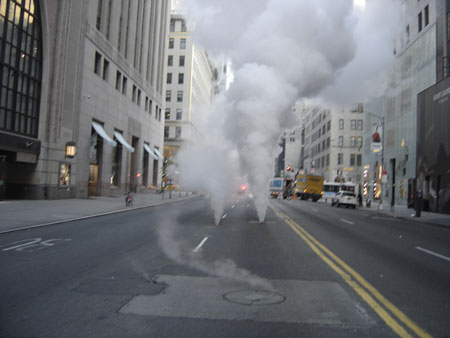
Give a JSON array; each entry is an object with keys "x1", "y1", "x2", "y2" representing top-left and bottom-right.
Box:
[{"x1": 173, "y1": 0, "x2": 398, "y2": 222}]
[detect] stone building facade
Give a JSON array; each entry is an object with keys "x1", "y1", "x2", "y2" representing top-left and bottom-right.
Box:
[{"x1": 0, "y1": 0, "x2": 171, "y2": 199}]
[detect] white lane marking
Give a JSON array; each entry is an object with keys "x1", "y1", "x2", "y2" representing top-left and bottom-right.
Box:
[
  {"x1": 340, "y1": 218, "x2": 354, "y2": 225},
  {"x1": 231, "y1": 205, "x2": 235, "y2": 209},
  {"x1": 221, "y1": 213, "x2": 228, "y2": 219},
  {"x1": 1, "y1": 238, "x2": 42, "y2": 251},
  {"x1": 193, "y1": 237, "x2": 208, "y2": 253},
  {"x1": 1, "y1": 238, "x2": 72, "y2": 252},
  {"x1": 415, "y1": 246, "x2": 450, "y2": 263}
]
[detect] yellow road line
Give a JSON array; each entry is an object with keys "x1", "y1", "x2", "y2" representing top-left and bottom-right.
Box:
[{"x1": 270, "y1": 204, "x2": 432, "y2": 338}]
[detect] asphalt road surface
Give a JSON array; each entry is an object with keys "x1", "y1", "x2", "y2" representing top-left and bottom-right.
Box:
[{"x1": 1, "y1": 195, "x2": 449, "y2": 337}]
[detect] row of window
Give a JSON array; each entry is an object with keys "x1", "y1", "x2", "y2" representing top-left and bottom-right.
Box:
[
  {"x1": 167, "y1": 72, "x2": 184, "y2": 84},
  {"x1": 311, "y1": 154, "x2": 330, "y2": 169},
  {"x1": 164, "y1": 126, "x2": 181, "y2": 139},
  {"x1": 311, "y1": 121, "x2": 331, "y2": 142},
  {"x1": 168, "y1": 37, "x2": 186, "y2": 50},
  {"x1": 166, "y1": 90, "x2": 183, "y2": 102},
  {"x1": 418, "y1": 5, "x2": 430, "y2": 33},
  {"x1": 339, "y1": 119, "x2": 363, "y2": 130},
  {"x1": 169, "y1": 18, "x2": 187, "y2": 33},
  {"x1": 93, "y1": 51, "x2": 162, "y2": 121},
  {"x1": 337, "y1": 136, "x2": 363, "y2": 148},
  {"x1": 168, "y1": 55, "x2": 185, "y2": 67},
  {"x1": 337, "y1": 153, "x2": 362, "y2": 167},
  {"x1": 311, "y1": 137, "x2": 331, "y2": 157},
  {"x1": 165, "y1": 108, "x2": 182, "y2": 120}
]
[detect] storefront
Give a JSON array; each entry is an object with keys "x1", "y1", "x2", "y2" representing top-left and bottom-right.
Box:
[{"x1": 417, "y1": 76, "x2": 450, "y2": 214}]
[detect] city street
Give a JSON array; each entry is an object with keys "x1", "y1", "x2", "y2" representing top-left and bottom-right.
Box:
[{"x1": 1, "y1": 196, "x2": 449, "y2": 337}]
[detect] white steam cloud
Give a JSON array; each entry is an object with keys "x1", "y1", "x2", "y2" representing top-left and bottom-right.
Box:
[
  {"x1": 172, "y1": 0, "x2": 399, "y2": 223},
  {"x1": 157, "y1": 215, "x2": 273, "y2": 289}
]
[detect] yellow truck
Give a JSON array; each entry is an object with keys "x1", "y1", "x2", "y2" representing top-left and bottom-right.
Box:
[{"x1": 295, "y1": 174, "x2": 324, "y2": 202}]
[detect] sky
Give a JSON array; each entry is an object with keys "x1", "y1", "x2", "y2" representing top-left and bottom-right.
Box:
[{"x1": 172, "y1": 0, "x2": 402, "y2": 223}]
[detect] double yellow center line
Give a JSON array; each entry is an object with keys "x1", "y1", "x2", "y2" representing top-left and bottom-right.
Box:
[{"x1": 270, "y1": 204, "x2": 432, "y2": 338}]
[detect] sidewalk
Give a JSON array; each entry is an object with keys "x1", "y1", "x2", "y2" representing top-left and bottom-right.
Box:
[
  {"x1": 360, "y1": 200, "x2": 450, "y2": 228},
  {"x1": 0, "y1": 190, "x2": 199, "y2": 234},
  {"x1": 318, "y1": 198, "x2": 450, "y2": 228}
]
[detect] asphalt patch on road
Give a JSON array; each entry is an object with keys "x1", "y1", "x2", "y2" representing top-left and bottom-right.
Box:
[
  {"x1": 74, "y1": 277, "x2": 166, "y2": 296},
  {"x1": 119, "y1": 274, "x2": 374, "y2": 327}
]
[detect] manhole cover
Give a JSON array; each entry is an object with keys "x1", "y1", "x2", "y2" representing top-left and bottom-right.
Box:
[{"x1": 223, "y1": 289, "x2": 286, "y2": 306}]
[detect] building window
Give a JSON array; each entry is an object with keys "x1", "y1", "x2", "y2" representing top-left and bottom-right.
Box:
[
  {"x1": 181, "y1": 20, "x2": 187, "y2": 32},
  {"x1": 424, "y1": 5, "x2": 429, "y2": 26},
  {"x1": 164, "y1": 126, "x2": 169, "y2": 138},
  {"x1": 176, "y1": 109, "x2": 182, "y2": 120},
  {"x1": 339, "y1": 119, "x2": 344, "y2": 130},
  {"x1": 357, "y1": 136, "x2": 363, "y2": 148},
  {"x1": 351, "y1": 120, "x2": 356, "y2": 130},
  {"x1": 169, "y1": 38, "x2": 174, "y2": 49},
  {"x1": 165, "y1": 108, "x2": 171, "y2": 120},
  {"x1": 96, "y1": 0, "x2": 103, "y2": 30},
  {"x1": 326, "y1": 154, "x2": 330, "y2": 166},
  {"x1": 145, "y1": 96, "x2": 149, "y2": 112},
  {"x1": 350, "y1": 154, "x2": 356, "y2": 166},
  {"x1": 357, "y1": 154, "x2": 362, "y2": 166},
  {"x1": 327, "y1": 137, "x2": 330, "y2": 148},
  {"x1": 176, "y1": 127, "x2": 181, "y2": 138},
  {"x1": 122, "y1": 76, "x2": 127, "y2": 95},
  {"x1": 148, "y1": 99, "x2": 153, "y2": 115},
  {"x1": 177, "y1": 91, "x2": 183, "y2": 102},
  {"x1": 179, "y1": 55, "x2": 185, "y2": 67},
  {"x1": 357, "y1": 119, "x2": 363, "y2": 130},
  {"x1": 180, "y1": 38, "x2": 186, "y2": 49},
  {"x1": 338, "y1": 136, "x2": 343, "y2": 147},
  {"x1": 350, "y1": 136, "x2": 356, "y2": 148},
  {"x1": 178, "y1": 73, "x2": 184, "y2": 84},
  {"x1": 137, "y1": 89, "x2": 141, "y2": 106},
  {"x1": 155, "y1": 105, "x2": 158, "y2": 120},
  {"x1": 166, "y1": 90, "x2": 171, "y2": 102},
  {"x1": 0, "y1": 0, "x2": 43, "y2": 137},
  {"x1": 290, "y1": 137, "x2": 295, "y2": 142},
  {"x1": 327, "y1": 120, "x2": 331, "y2": 131},
  {"x1": 168, "y1": 55, "x2": 173, "y2": 66},
  {"x1": 132, "y1": 85, "x2": 137, "y2": 103},
  {"x1": 94, "y1": 52, "x2": 102, "y2": 75},
  {"x1": 338, "y1": 153, "x2": 343, "y2": 165},
  {"x1": 321, "y1": 157, "x2": 325, "y2": 168},
  {"x1": 167, "y1": 73, "x2": 172, "y2": 84},
  {"x1": 418, "y1": 12, "x2": 423, "y2": 32},
  {"x1": 59, "y1": 163, "x2": 71, "y2": 186},
  {"x1": 169, "y1": 19, "x2": 175, "y2": 32},
  {"x1": 116, "y1": 71, "x2": 122, "y2": 91},
  {"x1": 158, "y1": 108, "x2": 162, "y2": 121},
  {"x1": 102, "y1": 59, "x2": 109, "y2": 81}
]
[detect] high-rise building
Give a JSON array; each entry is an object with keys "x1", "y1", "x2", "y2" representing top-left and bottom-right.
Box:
[
  {"x1": 163, "y1": 13, "x2": 216, "y2": 160},
  {"x1": 299, "y1": 104, "x2": 364, "y2": 185},
  {"x1": 0, "y1": 0, "x2": 171, "y2": 200},
  {"x1": 362, "y1": 0, "x2": 441, "y2": 209}
]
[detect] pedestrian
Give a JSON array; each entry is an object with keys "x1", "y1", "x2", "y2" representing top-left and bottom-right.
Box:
[{"x1": 358, "y1": 194, "x2": 362, "y2": 207}]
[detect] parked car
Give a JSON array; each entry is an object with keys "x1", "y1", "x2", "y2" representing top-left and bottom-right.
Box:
[{"x1": 331, "y1": 191, "x2": 357, "y2": 208}]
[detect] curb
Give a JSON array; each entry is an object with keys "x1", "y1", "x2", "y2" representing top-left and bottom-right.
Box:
[{"x1": 0, "y1": 195, "x2": 201, "y2": 235}]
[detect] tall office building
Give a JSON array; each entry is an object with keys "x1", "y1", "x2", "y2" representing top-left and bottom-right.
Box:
[
  {"x1": 362, "y1": 0, "x2": 440, "y2": 208},
  {"x1": 163, "y1": 13, "x2": 216, "y2": 160},
  {"x1": 0, "y1": 0, "x2": 171, "y2": 199}
]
